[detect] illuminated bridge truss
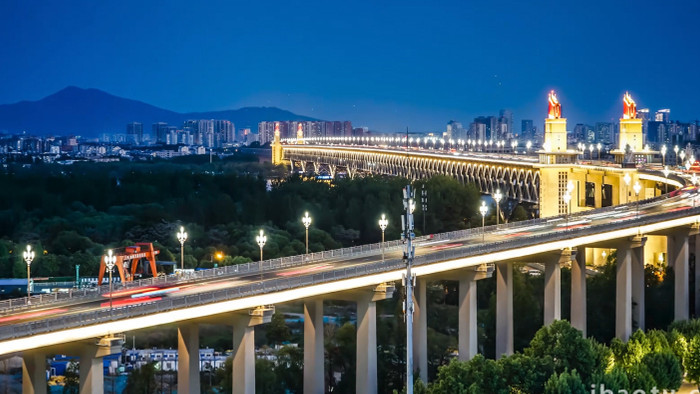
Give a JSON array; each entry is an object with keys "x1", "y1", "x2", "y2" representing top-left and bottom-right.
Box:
[{"x1": 283, "y1": 145, "x2": 540, "y2": 203}]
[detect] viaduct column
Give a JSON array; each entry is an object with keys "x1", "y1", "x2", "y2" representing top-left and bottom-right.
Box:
[
  {"x1": 231, "y1": 308, "x2": 273, "y2": 394},
  {"x1": 356, "y1": 292, "x2": 378, "y2": 394},
  {"x1": 632, "y1": 245, "x2": 646, "y2": 331},
  {"x1": 696, "y1": 235, "x2": 700, "y2": 317},
  {"x1": 570, "y1": 246, "x2": 587, "y2": 336},
  {"x1": 413, "y1": 278, "x2": 428, "y2": 383},
  {"x1": 22, "y1": 350, "x2": 46, "y2": 394},
  {"x1": 303, "y1": 298, "x2": 324, "y2": 394},
  {"x1": 78, "y1": 346, "x2": 104, "y2": 394},
  {"x1": 496, "y1": 262, "x2": 513, "y2": 358},
  {"x1": 177, "y1": 323, "x2": 200, "y2": 394},
  {"x1": 615, "y1": 236, "x2": 645, "y2": 341},
  {"x1": 543, "y1": 250, "x2": 575, "y2": 325},
  {"x1": 668, "y1": 230, "x2": 691, "y2": 321}
]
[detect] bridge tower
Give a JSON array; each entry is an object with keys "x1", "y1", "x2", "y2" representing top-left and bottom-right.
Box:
[
  {"x1": 271, "y1": 122, "x2": 284, "y2": 165},
  {"x1": 538, "y1": 91, "x2": 579, "y2": 217},
  {"x1": 538, "y1": 91, "x2": 577, "y2": 165},
  {"x1": 611, "y1": 92, "x2": 654, "y2": 167}
]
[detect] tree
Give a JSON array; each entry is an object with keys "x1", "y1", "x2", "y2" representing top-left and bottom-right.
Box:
[
  {"x1": 125, "y1": 362, "x2": 157, "y2": 394},
  {"x1": 543, "y1": 370, "x2": 587, "y2": 394},
  {"x1": 525, "y1": 320, "x2": 596, "y2": 385},
  {"x1": 275, "y1": 345, "x2": 303, "y2": 392},
  {"x1": 685, "y1": 336, "x2": 700, "y2": 386},
  {"x1": 500, "y1": 352, "x2": 554, "y2": 393},
  {"x1": 62, "y1": 361, "x2": 79, "y2": 394},
  {"x1": 266, "y1": 311, "x2": 291, "y2": 346},
  {"x1": 255, "y1": 358, "x2": 279, "y2": 393},
  {"x1": 641, "y1": 351, "x2": 682, "y2": 391},
  {"x1": 430, "y1": 356, "x2": 508, "y2": 394}
]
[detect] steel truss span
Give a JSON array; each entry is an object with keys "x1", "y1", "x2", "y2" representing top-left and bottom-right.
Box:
[{"x1": 284, "y1": 145, "x2": 540, "y2": 203}]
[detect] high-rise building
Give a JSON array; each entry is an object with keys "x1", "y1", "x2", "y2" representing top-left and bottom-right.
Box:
[
  {"x1": 214, "y1": 120, "x2": 235, "y2": 145},
  {"x1": 655, "y1": 109, "x2": 670, "y2": 123},
  {"x1": 152, "y1": 122, "x2": 169, "y2": 144},
  {"x1": 594, "y1": 122, "x2": 614, "y2": 144},
  {"x1": 126, "y1": 122, "x2": 143, "y2": 145},
  {"x1": 521, "y1": 120, "x2": 534, "y2": 141},
  {"x1": 498, "y1": 109, "x2": 513, "y2": 140}
]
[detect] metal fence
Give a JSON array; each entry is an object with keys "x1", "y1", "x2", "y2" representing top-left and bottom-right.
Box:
[{"x1": 1, "y1": 196, "x2": 698, "y2": 342}]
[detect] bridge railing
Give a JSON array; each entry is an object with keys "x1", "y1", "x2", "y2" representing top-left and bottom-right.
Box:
[
  {"x1": 0, "y1": 190, "x2": 661, "y2": 315},
  {"x1": 2, "y1": 200, "x2": 697, "y2": 342}
]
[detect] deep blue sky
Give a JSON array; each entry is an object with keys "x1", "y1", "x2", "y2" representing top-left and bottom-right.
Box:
[{"x1": 2, "y1": 0, "x2": 699, "y2": 133}]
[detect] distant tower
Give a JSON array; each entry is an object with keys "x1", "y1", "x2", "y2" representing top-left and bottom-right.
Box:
[
  {"x1": 271, "y1": 122, "x2": 284, "y2": 165},
  {"x1": 296, "y1": 123, "x2": 304, "y2": 144},
  {"x1": 539, "y1": 91, "x2": 576, "y2": 164}
]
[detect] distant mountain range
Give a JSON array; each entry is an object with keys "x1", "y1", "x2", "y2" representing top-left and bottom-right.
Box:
[{"x1": 0, "y1": 86, "x2": 320, "y2": 138}]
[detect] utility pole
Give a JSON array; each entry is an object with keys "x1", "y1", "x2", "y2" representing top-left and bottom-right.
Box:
[{"x1": 402, "y1": 185, "x2": 416, "y2": 394}]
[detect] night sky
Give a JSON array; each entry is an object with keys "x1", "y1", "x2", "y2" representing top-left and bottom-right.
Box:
[{"x1": 2, "y1": 0, "x2": 699, "y2": 133}]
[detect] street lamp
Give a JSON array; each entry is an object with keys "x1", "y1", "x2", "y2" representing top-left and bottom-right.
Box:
[
  {"x1": 256, "y1": 229, "x2": 266, "y2": 262},
  {"x1": 526, "y1": 140, "x2": 532, "y2": 154},
  {"x1": 302, "y1": 212, "x2": 312, "y2": 255},
  {"x1": 597, "y1": 143, "x2": 602, "y2": 160},
  {"x1": 633, "y1": 181, "x2": 642, "y2": 218},
  {"x1": 680, "y1": 150, "x2": 686, "y2": 167},
  {"x1": 663, "y1": 166, "x2": 670, "y2": 194},
  {"x1": 494, "y1": 189, "x2": 502, "y2": 225},
  {"x1": 378, "y1": 214, "x2": 388, "y2": 262},
  {"x1": 177, "y1": 226, "x2": 188, "y2": 271},
  {"x1": 589, "y1": 144, "x2": 595, "y2": 160},
  {"x1": 563, "y1": 191, "x2": 572, "y2": 228},
  {"x1": 674, "y1": 145, "x2": 679, "y2": 166},
  {"x1": 624, "y1": 173, "x2": 632, "y2": 204},
  {"x1": 23, "y1": 245, "x2": 35, "y2": 301},
  {"x1": 104, "y1": 249, "x2": 117, "y2": 313},
  {"x1": 661, "y1": 145, "x2": 667, "y2": 167},
  {"x1": 479, "y1": 201, "x2": 488, "y2": 242}
]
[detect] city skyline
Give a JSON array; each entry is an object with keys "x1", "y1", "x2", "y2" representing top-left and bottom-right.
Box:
[{"x1": 2, "y1": 1, "x2": 700, "y2": 133}]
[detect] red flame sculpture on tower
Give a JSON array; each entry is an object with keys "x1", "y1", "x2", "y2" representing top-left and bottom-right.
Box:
[
  {"x1": 623, "y1": 92, "x2": 637, "y2": 120},
  {"x1": 548, "y1": 90, "x2": 561, "y2": 119},
  {"x1": 274, "y1": 122, "x2": 280, "y2": 137}
]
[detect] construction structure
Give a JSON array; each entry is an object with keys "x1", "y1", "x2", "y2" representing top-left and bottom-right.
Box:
[{"x1": 97, "y1": 243, "x2": 159, "y2": 284}]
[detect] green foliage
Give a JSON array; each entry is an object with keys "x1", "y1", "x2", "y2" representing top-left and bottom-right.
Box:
[
  {"x1": 255, "y1": 358, "x2": 279, "y2": 393},
  {"x1": 499, "y1": 353, "x2": 553, "y2": 393},
  {"x1": 430, "y1": 356, "x2": 508, "y2": 394},
  {"x1": 62, "y1": 361, "x2": 79, "y2": 394},
  {"x1": 641, "y1": 351, "x2": 682, "y2": 390},
  {"x1": 591, "y1": 366, "x2": 629, "y2": 393},
  {"x1": 543, "y1": 370, "x2": 587, "y2": 394},
  {"x1": 525, "y1": 320, "x2": 596, "y2": 385},
  {"x1": 125, "y1": 362, "x2": 158, "y2": 394},
  {"x1": 266, "y1": 312, "x2": 291, "y2": 346},
  {"x1": 685, "y1": 335, "x2": 700, "y2": 384}
]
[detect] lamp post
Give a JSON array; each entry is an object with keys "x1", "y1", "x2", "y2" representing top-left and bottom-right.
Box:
[
  {"x1": 674, "y1": 145, "x2": 679, "y2": 166},
  {"x1": 177, "y1": 226, "x2": 188, "y2": 271},
  {"x1": 680, "y1": 150, "x2": 686, "y2": 168},
  {"x1": 104, "y1": 249, "x2": 117, "y2": 313},
  {"x1": 526, "y1": 140, "x2": 532, "y2": 154},
  {"x1": 589, "y1": 144, "x2": 595, "y2": 160},
  {"x1": 302, "y1": 212, "x2": 312, "y2": 255},
  {"x1": 379, "y1": 214, "x2": 388, "y2": 262},
  {"x1": 633, "y1": 181, "x2": 642, "y2": 218},
  {"x1": 23, "y1": 245, "x2": 35, "y2": 301},
  {"x1": 661, "y1": 145, "x2": 667, "y2": 167},
  {"x1": 256, "y1": 230, "x2": 266, "y2": 262},
  {"x1": 563, "y1": 191, "x2": 572, "y2": 228},
  {"x1": 597, "y1": 143, "x2": 602, "y2": 160},
  {"x1": 494, "y1": 189, "x2": 502, "y2": 226},
  {"x1": 663, "y1": 166, "x2": 670, "y2": 194},
  {"x1": 479, "y1": 201, "x2": 488, "y2": 242},
  {"x1": 624, "y1": 173, "x2": 632, "y2": 204}
]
